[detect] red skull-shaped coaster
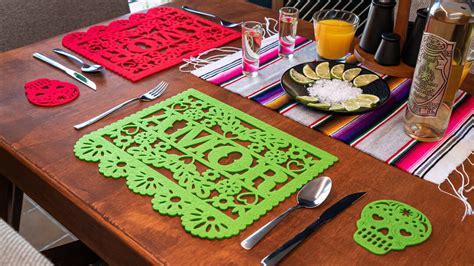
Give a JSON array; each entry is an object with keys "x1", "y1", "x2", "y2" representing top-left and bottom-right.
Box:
[{"x1": 24, "y1": 78, "x2": 80, "y2": 107}]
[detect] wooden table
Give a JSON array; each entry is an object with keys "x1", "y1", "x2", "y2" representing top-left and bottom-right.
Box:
[{"x1": 1, "y1": 0, "x2": 473, "y2": 264}]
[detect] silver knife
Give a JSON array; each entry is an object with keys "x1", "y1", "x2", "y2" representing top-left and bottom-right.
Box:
[
  {"x1": 261, "y1": 192, "x2": 367, "y2": 266},
  {"x1": 32, "y1": 52, "x2": 96, "y2": 91}
]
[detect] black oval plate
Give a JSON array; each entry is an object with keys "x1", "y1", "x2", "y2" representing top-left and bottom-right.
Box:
[{"x1": 281, "y1": 61, "x2": 390, "y2": 114}]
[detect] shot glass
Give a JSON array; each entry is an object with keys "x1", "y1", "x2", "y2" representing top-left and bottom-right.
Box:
[
  {"x1": 278, "y1": 7, "x2": 299, "y2": 58},
  {"x1": 242, "y1": 21, "x2": 263, "y2": 77},
  {"x1": 313, "y1": 10, "x2": 359, "y2": 60}
]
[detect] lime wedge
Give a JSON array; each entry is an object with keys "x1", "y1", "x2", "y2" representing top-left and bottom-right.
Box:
[
  {"x1": 342, "y1": 100, "x2": 360, "y2": 112},
  {"x1": 344, "y1": 99, "x2": 358, "y2": 104},
  {"x1": 329, "y1": 103, "x2": 345, "y2": 111},
  {"x1": 353, "y1": 74, "x2": 379, "y2": 87},
  {"x1": 315, "y1": 62, "x2": 331, "y2": 79},
  {"x1": 296, "y1": 95, "x2": 319, "y2": 103},
  {"x1": 357, "y1": 94, "x2": 380, "y2": 104},
  {"x1": 303, "y1": 64, "x2": 319, "y2": 80},
  {"x1": 289, "y1": 68, "x2": 313, "y2": 85},
  {"x1": 342, "y1": 68, "x2": 362, "y2": 82},
  {"x1": 355, "y1": 98, "x2": 373, "y2": 108},
  {"x1": 330, "y1": 64, "x2": 345, "y2": 80},
  {"x1": 308, "y1": 102, "x2": 331, "y2": 109}
]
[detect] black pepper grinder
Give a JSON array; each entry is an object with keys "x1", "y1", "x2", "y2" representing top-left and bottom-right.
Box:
[
  {"x1": 359, "y1": 0, "x2": 397, "y2": 54},
  {"x1": 402, "y1": 8, "x2": 429, "y2": 67}
]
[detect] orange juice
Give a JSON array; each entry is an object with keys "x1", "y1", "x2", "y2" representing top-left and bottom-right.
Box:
[{"x1": 314, "y1": 19, "x2": 356, "y2": 59}]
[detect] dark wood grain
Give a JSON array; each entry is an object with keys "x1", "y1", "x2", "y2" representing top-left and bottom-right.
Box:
[
  {"x1": 272, "y1": 0, "x2": 283, "y2": 10},
  {"x1": 0, "y1": 0, "x2": 473, "y2": 265},
  {"x1": 394, "y1": 0, "x2": 411, "y2": 49}
]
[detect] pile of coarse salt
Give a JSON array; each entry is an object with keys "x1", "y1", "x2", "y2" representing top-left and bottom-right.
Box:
[{"x1": 307, "y1": 79, "x2": 362, "y2": 104}]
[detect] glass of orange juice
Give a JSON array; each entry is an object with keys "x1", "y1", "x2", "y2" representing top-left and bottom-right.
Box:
[{"x1": 313, "y1": 10, "x2": 359, "y2": 60}]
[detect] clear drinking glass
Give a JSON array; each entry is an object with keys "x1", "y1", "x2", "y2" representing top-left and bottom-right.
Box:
[
  {"x1": 242, "y1": 21, "x2": 263, "y2": 77},
  {"x1": 313, "y1": 10, "x2": 359, "y2": 60},
  {"x1": 278, "y1": 7, "x2": 299, "y2": 58}
]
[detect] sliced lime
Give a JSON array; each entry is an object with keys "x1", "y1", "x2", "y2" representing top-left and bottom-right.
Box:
[
  {"x1": 308, "y1": 102, "x2": 331, "y2": 109},
  {"x1": 315, "y1": 62, "x2": 331, "y2": 79},
  {"x1": 342, "y1": 68, "x2": 362, "y2": 82},
  {"x1": 357, "y1": 94, "x2": 380, "y2": 104},
  {"x1": 303, "y1": 64, "x2": 319, "y2": 80},
  {"x1": 353, "y1": 74, "x2": 379, "y2": 87},
  {"x1": 289, "y1": 68, "x2": 313, "y2": 85},
  {"x1": 342, "y1": 100, "x2": 360, "y2": 112},
  {"x1": 329, "y1": 103, "x2": 345, "y2": 111},
  {"x1": 344, "y1": 99, "x2": 358, "y2": 104},
  {"x1": 330, "y1": 64, "x2": 345, "y2": 80},
  {"x1": 296, "y1": 95, "x2": 319, "y2": 103},
  {"x1": 355, "y1": 98, "x2": 373, "y2": 108}
]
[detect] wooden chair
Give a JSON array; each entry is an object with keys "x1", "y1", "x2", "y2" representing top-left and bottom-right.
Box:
[
  {"x1": 0, "y1": 0, "x2": 130, "y2": 52},
  {"x1": 0, "y1": 219, "x2": 52, "y2": 265}
]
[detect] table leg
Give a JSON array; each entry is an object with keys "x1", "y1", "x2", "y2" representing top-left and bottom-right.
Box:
[
  {"x1": 0, "y1": 174, "x2": 13, "y2": 221},
  {"x1": 0, "y1": 174, "x2": 23, "y2": 231},
  {"x1": 41, "y1": 240, "x2": 100, "y2": 265},
  {"x1": 11, "y1": 185, "x2": 23, "y2": 231}
]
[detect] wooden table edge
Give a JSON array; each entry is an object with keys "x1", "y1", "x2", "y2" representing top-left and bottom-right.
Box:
[
  {"x1": 0, "y1": 136, "x2": 166, "y2": 265},
  {"x1": 0, "y1": 1, "x2": 471, "y2": 263}
]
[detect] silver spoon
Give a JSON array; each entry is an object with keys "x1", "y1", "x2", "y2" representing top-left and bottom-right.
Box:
[
  {"x1": 52, "y1": 48, "x2": 104, "y2": 73},
  {"x1": 181, "y1": 6, "x2": 240, "y2": 28},
  {"x1": 241, "y1": 176, "x2": 332, "y2": 250}
]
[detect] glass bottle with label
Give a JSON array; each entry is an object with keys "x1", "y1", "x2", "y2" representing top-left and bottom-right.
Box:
[{"x1": 404, "y1": 0, "x2": 473, "y2": 142}]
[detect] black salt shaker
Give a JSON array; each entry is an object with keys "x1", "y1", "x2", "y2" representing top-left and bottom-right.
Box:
[
  {"x1": 359, "y1": 0, "x2": 396, "y2": 54},
  {"x1": 402, "y1": 8, "x2": 429, "y2": 67},
  {"x1": 374, "y1": 32, "x2": 401, "y2": 66}
]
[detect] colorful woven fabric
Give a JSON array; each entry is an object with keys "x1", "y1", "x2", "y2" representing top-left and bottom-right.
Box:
[
  {"x1": 62, "y1": 7, "x2": 240, "y2": 82},
  {"x1": 24, "y1": 78, "x2": 79, "y2": 107},
  {"x1": 74, "y1": 89, "x2": 337, "y2": 239},
  {"x1": 191, "y1": 35, "x2": 474, "y2": 184}
]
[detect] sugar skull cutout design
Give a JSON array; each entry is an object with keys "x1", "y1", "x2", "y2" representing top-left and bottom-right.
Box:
[{"x1": 354, "y1": 200, "x2": 432, "y2": 255}]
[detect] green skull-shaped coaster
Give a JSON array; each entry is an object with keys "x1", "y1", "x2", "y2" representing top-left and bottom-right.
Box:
[{"x1": 354, "y1": 200, "x2": 432, "y2": 255}]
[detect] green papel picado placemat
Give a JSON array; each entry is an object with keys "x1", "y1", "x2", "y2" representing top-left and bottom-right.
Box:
[{"x1": 74, "y1": 89, "x2": 337, "y2": 239}]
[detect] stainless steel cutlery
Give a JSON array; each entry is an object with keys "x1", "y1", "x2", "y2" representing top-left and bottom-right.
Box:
[
  {"x1": 32, "y1": 52, "x2": 97, "y2": 91},
  {"x1": 53, "y1": 48, "x2": 103, "y2": 73},
  {"x1": 241, "y1": 176, "x2": 332, "y2": 250},
  {"x1": 261, "y1": 192, "x2": 367, "y2": 266},
  {"x1": 73, "y1": 81, "x2": 168, "y2": 130}
]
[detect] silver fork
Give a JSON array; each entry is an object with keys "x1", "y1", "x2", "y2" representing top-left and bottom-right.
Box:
[{"x1": 74, "y1": 81, "x2": 168, "y2": 130}]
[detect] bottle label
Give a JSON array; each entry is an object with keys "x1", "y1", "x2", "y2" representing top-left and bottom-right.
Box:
[{"x1": 408, "y1": 32, "x2": 454, "y2": 117}]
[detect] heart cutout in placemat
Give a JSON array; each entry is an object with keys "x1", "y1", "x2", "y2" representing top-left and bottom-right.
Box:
[{"x1": 25, "y1": 78, "x2": 80, "y2": 107}]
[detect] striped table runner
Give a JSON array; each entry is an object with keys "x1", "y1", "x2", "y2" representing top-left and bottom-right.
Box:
[{"x1": 191, "y1": 35, "x2": 474, "y2": 185}]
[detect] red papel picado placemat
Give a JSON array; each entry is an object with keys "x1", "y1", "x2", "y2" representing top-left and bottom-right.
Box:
[{"x1": 62, "y1": 7, "x2": 241, "y2": 82}]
